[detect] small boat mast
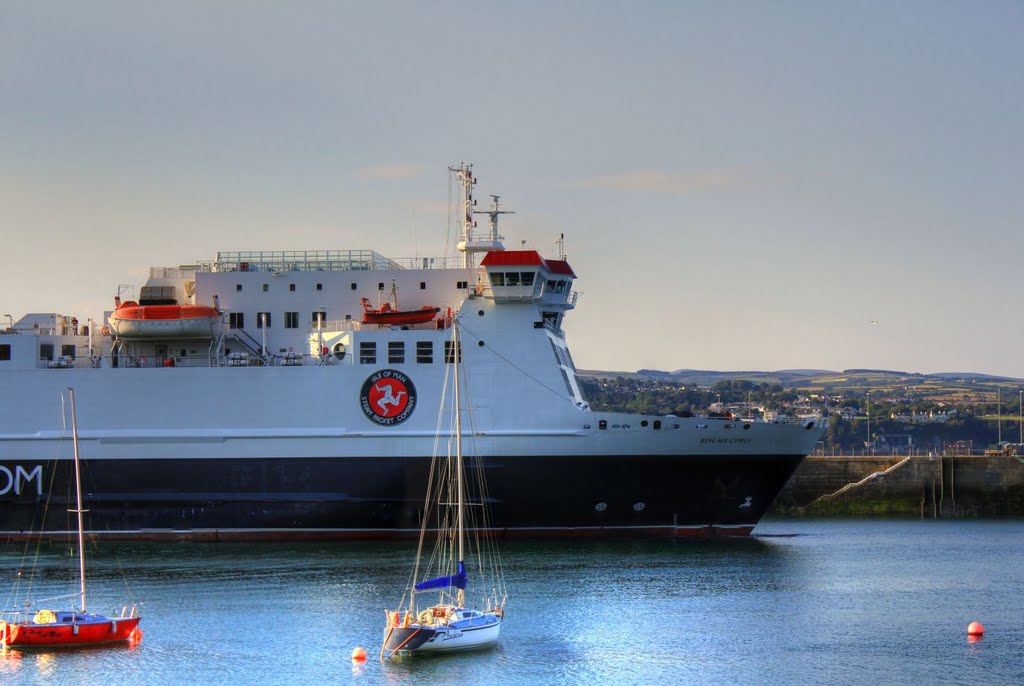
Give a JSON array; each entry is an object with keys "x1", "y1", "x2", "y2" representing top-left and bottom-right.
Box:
[{"x1": 68, "y1": 387, "x2": 88, "y2": 613}]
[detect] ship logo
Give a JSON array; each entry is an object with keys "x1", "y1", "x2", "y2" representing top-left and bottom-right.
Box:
[{"x1": 361, "y1": 370, "x2": 416, "y2": 426}]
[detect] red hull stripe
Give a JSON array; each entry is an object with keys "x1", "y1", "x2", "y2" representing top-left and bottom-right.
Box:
[{"x1": 5, "y1": 617, "x2": 141, "y2": 648}]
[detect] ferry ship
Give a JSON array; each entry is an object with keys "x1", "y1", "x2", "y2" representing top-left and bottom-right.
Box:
[{"x1": 0, "y1": 165, "x2": 823, "y2": 541}]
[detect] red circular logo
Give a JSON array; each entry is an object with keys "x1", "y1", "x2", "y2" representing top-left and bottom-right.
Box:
[{"x1": 360, "y1": 370, "x2": 416, "y2": 425}]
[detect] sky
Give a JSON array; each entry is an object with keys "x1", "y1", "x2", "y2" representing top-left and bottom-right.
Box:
[{"x1": 2, "y1": 1, "x2": 1023, "y2": 377}]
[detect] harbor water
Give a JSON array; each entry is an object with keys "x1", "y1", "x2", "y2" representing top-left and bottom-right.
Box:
[{"x1": 2, "y1": 520, "x2": 1022, "y2": 685}]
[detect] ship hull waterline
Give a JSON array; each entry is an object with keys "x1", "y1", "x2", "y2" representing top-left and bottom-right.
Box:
[{"x1": 0, "y1": 453, "x2": 804, "y2": 542}]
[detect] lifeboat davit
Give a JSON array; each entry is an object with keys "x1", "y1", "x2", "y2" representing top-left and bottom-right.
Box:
[
  {"x1": 361, "y1": 297, "x2": 440, "y2": 327},
  {"x1": 108, "y1": 301, "x2": 220, "y2": 339}
]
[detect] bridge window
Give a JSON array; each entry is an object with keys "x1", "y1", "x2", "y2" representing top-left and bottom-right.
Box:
[
  {"x1": 229, "y1": 312, "x2": 245, "y2": 329},
  {"x1": 359, "y1": 342, "x2": 376, "y2": 364}
]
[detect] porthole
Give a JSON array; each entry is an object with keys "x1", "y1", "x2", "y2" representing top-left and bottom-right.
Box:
[
  {"x1": 478, "y1": 340, "x2": 484, "y2": 347},
  {"x1": 478, "y1": 310, "x2": 484, "y2": 316},
  {"x1": 633, "y1": 502, "x2": 646, "y2": 512},
  {"x1": 332, "y1": 343, "x2": 346, "y2": 361},
  {"x1": 641, "y1": 420, "x2": 649, "y2": 427},
  {"x1": 594, "y1": 502, "x2": 607, "y2": 512},
  {"x1": 743, "y1": 423, "x2": 751, "y2": 430}
]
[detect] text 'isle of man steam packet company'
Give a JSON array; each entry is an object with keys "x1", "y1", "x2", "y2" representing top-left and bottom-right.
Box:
[{"x1": 0, "y1": 164, "x2": 823, "y2": 542}]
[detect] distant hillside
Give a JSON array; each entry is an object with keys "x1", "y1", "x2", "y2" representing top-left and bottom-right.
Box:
[{"x1": 578, "y1": 367, "x2": 1023, "y2": 389}]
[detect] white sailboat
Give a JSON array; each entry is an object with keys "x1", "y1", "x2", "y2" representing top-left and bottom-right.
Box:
[{"x1": 381, "y1": 321, "x2": 507, "y2": 658}]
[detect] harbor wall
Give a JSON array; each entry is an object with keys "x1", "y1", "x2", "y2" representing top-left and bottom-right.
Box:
[{"x1": 772, "y1": 455, "x2": 1024, "y2": 517}]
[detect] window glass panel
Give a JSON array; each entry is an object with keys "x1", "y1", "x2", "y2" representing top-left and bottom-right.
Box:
[
  {"x1": 256, "y1": 312, "x2": 271, "y2": 328},
  {"x1": 491, "y1": 272, "x2": 505, "y2": 287},
  {"x1": 505, "y1": 272, "x2": 520, "y2": 286},
  {"x1": 521, "y1": 272, "x2": 535, "y2": 286},
  {"x1": 0, "y1": 344, "x2": 11, "y2": 361},
  {"x1": 388, "y1": 341, "x2": 405, "y2": 364},
  {"x1": 444, "y1": 341, "x2": 462, "y2": 364},
  {"x1": 416, "y1": 341, "x2": 433, "y2": 363},
  {"x1": 359, "y1": 341, "x2": 376, "y2": 364}
]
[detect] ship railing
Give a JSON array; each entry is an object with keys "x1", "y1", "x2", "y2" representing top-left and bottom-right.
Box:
[
  {"x1": 149, "y1": 263, "x2": 215, "y2": 279},
  {"x1": 211, "y1": 251, "x2": 454, "y2": 273}
]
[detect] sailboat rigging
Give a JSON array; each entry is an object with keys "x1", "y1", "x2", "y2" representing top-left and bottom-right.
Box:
[
  {"x1": 1, "y1": 388, "x2": 142, "y2": 649},
  {"x1": 381, "y1": 321, "x2": 507, "y2": 658}
]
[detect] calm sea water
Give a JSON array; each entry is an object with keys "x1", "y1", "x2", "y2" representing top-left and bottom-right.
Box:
[{"x1": 1, "y1": 520, "x2": 1022, "y2": 685}]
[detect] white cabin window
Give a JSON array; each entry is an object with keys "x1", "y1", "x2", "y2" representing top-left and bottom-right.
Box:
[
  {"x1": 257, "y1": 312, "x2": 271, "y2": 328},
  {"x1": 229, "y1": 312, "x2": 245, "y2": 329},
  {"x1": 284, "y1": 312, "x2": 299, "y2": 329},
  {"x1": 39, "y1": 343, "x2": 54, "y2": 361},
  {"x1": 0, "y1": 344, "x2": 10, "y2": 361},
  {"x1": 311, "y1": 311, "x2": 326, "y2": 327}
]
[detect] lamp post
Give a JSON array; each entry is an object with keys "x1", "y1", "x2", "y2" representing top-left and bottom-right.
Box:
[{"x1": 866, "y1": 391, "x2": 871, "y2": 455}]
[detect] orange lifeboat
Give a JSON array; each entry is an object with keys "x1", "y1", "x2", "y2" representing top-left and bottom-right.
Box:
[
  {"x1": 361, "y1": 297, "x2": 440, "y2": 327},
  {"x1": 108, "y1": 301, "x2": 220, "y2": 339}
]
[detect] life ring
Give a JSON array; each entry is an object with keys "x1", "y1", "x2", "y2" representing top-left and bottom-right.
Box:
[{"x1": 100, "y1": 326, "x2": 111, "y2": 336}]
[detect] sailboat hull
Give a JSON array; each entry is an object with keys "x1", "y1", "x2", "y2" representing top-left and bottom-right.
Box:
[
  {"x1": 2, "y1": 616, "x2": 141, "y2": 649},
  {"x1": 383, "y1": 616, "x2": 502, "y2": 654}
]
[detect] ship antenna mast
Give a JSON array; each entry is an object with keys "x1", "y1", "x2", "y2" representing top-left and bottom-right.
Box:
[
  {"x1": 451, "y1": 163, "x2": 507, "y2": 268},
  {"x1": 475, "y1": 194, "x2": 515, "y2": 251}
]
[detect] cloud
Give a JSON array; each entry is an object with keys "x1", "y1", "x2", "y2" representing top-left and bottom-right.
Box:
[
  {"x1": 569, "y1": 170, "x2": 743, "y2": 194},
  {"x1": 355, "y1": 163, "x2": 426, "y2": 180}
]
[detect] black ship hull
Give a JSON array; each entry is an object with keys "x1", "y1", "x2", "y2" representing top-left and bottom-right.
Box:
[{"x1": 0, "y1": 453, "x2": 805, "y2": 541}]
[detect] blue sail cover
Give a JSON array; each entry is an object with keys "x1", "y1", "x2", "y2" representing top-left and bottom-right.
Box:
[{"x1": 415, "y1": 560, "x2": 468, "y2": 591}]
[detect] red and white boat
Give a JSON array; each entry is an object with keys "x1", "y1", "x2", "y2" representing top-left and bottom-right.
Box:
[
  {"x1": 361, "y1": 295, "x2": 440, "y2": 327},
  {"x1": 1, "y1": 389, "x2": 142, "y2": 650},
  {"x1": 108, "y1": 301, "x2": 219, "y2": 339}
]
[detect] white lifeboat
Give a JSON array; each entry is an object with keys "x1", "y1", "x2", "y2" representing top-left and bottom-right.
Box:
[{"x1": 107, "y1": 301, "x2": 219, "y2": 339}]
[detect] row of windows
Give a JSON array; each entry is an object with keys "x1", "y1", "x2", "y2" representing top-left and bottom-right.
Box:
[
  {"x1": 490, "y1": 272, "x2": 536, "y2": 287},
  {"x1": 228, "y1": 312, "x2": 326, "y2": 329},
  {"x1": 234, "y1": 281, "x2": 439, "y2": 293},
  {"x1": 357, "y1": 341, "x2": 461, "y2": 365}
]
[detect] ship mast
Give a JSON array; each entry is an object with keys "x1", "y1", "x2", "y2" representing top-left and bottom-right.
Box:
[
  {"x1": 451, "y1": 163, "x2": 507, "y2": 268},
  {"x1": 68, "y1": 387, "x2": 87, "y2": 612}
]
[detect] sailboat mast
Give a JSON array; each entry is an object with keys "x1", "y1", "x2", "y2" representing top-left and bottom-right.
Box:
[
  {"x1": 453, "y1": 324, "x2": 464, "y2": 570},
  {"x1": 68, "y1": 387, "x2": 87, "y2": 613}
]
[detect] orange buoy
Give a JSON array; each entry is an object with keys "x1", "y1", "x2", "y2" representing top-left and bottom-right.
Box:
[
  {"x1": 351, "y1": 646, "x2": 367, "y2": 661},
  {"x1": 967, "y1": 621, "x2": 984, "y2": 637},
  {"x1": 130, "y1": 627, "x2": 144, "y2": 644}
]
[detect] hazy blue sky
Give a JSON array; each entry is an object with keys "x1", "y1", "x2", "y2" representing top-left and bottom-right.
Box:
[{"x1": 3, "y1": 1, "x2": 1022, "y2": 376}]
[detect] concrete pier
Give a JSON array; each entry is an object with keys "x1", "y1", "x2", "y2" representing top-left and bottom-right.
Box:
[{"x1": 773, "y1": 455, "x2": 1024, "y2": 517}]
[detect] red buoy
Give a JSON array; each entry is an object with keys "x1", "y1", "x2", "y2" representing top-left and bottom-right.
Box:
[{"x1": 967, "y1": 621, "x2": 984, "y2": 637}]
